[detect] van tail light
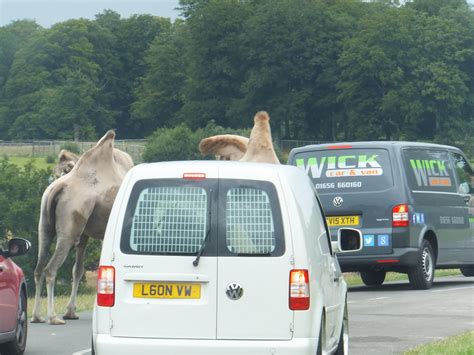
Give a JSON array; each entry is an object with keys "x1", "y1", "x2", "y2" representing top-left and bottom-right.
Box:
[
  {"x1": 392, "y1": 204, "x2": 409, "y2": 227},
  {"x1": 289, "y1": 269, "x2": 310, "y2": 310},
  {"x1": 183, "y1": 173, "x2": 206, "y2": 179},
  {"x1": 97, "y1": 266, "x2": 115, "y2": 307}
]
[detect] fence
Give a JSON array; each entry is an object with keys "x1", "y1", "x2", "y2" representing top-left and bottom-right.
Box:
[{"x1": 0, "y1": 140, "x2": 146, "y2": 163}]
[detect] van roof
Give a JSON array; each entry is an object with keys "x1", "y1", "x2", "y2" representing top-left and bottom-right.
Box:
[
  {"x1": 129, "y1": 160, "x2": 302, "y2": 181},
  {"x1": 289, "y1": 141, "x2": 463, "y2": 154}
]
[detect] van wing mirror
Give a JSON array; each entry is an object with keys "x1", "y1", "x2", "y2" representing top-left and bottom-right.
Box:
[
  {"x1": 331, "y1": 228, "x2": 362, "y2": 253},
  {"x1": 5, "y1": 238, "x2": 31, "y2": 258}
]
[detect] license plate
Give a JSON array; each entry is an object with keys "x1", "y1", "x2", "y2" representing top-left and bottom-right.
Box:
[
  {"x1": 133, "y1": 283, "x2": 201, "y2": 299},
  {"x1": 326, "y1": 215, "x2": 360, "y2": 227}
]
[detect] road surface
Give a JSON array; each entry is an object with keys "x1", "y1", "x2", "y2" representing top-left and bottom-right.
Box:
[{"x1": 24, "y1": 275, "x2": 474, "y2": 355}]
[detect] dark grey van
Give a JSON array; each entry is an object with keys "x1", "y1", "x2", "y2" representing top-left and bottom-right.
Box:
[{"x1": 288, "y1": 142, "x2": 474, "y2": 289}]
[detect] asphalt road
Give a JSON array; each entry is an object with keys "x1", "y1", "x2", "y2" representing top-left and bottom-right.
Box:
[{"x1": 24, "y1": 275, "x2": 474, "y2": 355}]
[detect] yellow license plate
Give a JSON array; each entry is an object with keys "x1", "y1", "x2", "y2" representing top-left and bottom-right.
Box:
[
  {"x1": 133, "y1": 283, "x2": 201, "y2": 299},
  {"x1": 326, "y1": 215, "x2": 360, "y2": 227}
]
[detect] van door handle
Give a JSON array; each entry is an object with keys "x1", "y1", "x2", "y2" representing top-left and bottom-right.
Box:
[
  {"x1": 0, "y1": 265, "x2": 4, "y2": 272},
  {"x1": 463, "y1": 196, "x2": 471, "y2": 203}
]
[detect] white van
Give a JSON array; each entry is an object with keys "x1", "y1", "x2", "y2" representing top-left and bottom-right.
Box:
[{"x1": 92, "y1": 161, "x2": 361, "y2": 355}]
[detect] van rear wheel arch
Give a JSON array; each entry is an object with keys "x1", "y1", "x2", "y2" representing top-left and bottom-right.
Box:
[{"x1": 421, "y1": 231, "x2": 438, "y2": 265}]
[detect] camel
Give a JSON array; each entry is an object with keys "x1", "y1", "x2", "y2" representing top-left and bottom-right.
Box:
[
  {"x1": 31, "y1": 130, "x2": 134, "y2": 325},
  {"x1": 199, "y1": 111, "x2": 280, "y2": 164}
]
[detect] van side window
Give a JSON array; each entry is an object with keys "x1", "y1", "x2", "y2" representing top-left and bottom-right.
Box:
[
  {"x1": 129, "y1": 186, "x2": 208, "y2": 253},
  {"x1": 226, "y1": 187, "x2": 276, "y2": 254},
  {"x1": 403, "y1": 149, "x2": 457, "y2": 193},
  {"x1": 450, "y1": 152, "x2": 474, "y2": 194},
  {"x1": 314, "y1": 192, "x2": 332, "y2": 255}
]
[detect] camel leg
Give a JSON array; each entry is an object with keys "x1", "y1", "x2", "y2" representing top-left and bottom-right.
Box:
[
  {"x1": 63, "y1": 235, "x2": 89, "y2": 320},
  {"x1": 44, "y1": 238, "x2": 75, "y2": 325},
  {"x1": 31, "y1": 225, "x2": 54, "y2": 323}
]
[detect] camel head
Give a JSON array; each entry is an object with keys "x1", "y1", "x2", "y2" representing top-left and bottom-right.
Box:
[
  {"x1": 52, "y1": 149, "x2": 79, "y2": 178},
  {"x1": 199, "y1": 111, "x2": 280, "y2": 164}
]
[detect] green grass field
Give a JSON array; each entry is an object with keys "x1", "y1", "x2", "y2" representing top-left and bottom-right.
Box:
[{"x1": 405, "y1": 331, "x2": 474, "y2": 355}]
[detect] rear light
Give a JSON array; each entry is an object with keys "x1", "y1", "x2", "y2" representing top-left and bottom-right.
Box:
[
  {"x1": 392, "y1": 204, "x2": 409, "y2": 227},
  {"x1": 97, "y1": 266, "x2": 115, "y2": 307},
  {"x1": 377, "y1": 259, "x2": 399, "y2": 264},
  {"x1": 183, "y1": 173, "x2": 206, "y2": 179},
  {"x1": 289, "y1": 269, "x2": 310, "y2": 310},
  {"x1": 327, "y1": 145, "x2": 353, "y2": 149}
]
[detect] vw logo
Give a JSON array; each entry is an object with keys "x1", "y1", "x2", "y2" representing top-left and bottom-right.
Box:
[
  {"x1": 225, "y1": 282, "x2": 243, "y2": 300},
  {"x1": 333, "y1": 196, "x2": 344, "y2": 207}
]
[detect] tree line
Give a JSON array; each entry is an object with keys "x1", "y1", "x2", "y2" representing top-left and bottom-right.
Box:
[{"x1": 0, "y1": 0, "x2": 472, "y2": 152}]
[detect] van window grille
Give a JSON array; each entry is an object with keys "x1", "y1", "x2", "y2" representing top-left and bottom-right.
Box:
[
  {"x1": 130, "y1": 187, "x2": 208, "y2": 253},
  {"x1": 226, "y1": 188, "x2": 275, "y2": 254}
]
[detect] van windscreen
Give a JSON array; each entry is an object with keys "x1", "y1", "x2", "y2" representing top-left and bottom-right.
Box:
[{"x1": 293, "y1": 148, "x2": 393, "y2": 193}]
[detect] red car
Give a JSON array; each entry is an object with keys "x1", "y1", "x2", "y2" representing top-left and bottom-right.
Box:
[{"x1": 0, "y1": 238, "x2": 30, "y2": 355}]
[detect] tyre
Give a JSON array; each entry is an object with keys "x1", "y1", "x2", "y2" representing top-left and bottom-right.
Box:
[
  {"x1": 460, "y1": 266, "x2": 474, "y2": 277},
  {"x1": 408, "y1": 239, "x2": 435, "y2": 289},
  {"x1": 360, "y1": 271, "x2": 386, "y2": 286},
  {"x1": 0, "y1": 291, "x2": 28, "y2": 355}
]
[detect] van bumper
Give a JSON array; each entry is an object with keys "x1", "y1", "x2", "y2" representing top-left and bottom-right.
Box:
[
  {"x1": 337, "y1": 247, "x2": 419, "y2": 272},
  {"x1": 94, "y1": 334, "x2": 317, "y2": 355}
]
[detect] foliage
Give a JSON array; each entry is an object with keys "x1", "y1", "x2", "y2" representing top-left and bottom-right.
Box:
[
  {"x1": 404, "y1": 330, "x2": 474, "y2": 355},
  {"x1": 60, "y1": 142, "x2": 81, "y2": 154},
  {"x1": 0, "y1": 1, "x2": 472, "y2": 149},
  {"x1": 143, "y1": 121, "x2": 250, "y2": 162}
]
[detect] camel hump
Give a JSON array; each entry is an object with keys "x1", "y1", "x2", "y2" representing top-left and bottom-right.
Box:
[
  {"x1": 254, "y1": 111, "x2": 270, "y2": 123},
  {"x1": 96, "y1": 130, "x2": 116, "y2": 148}
]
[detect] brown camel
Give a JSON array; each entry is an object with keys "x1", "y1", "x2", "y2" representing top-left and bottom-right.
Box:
[
  {"x1": 199, "y1": 111, "x2": 280, "y2": 164},
  {"x1": 31, "y1": 130, "x2": 133, "y2": 325}
]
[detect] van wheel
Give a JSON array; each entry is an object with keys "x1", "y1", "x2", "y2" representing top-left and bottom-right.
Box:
[
  {"x1": 360, "y1": 271, "x2": 386, "y2": 286},
  {"x1": 460, "y1": 267, "x2": 474, "y2": 277},
  {"x1": 408, "y1": 240, "x2": 435, "y2": 289},
  {"x1": 0, "y1": 291, "x2": 27, "y2": 355}
]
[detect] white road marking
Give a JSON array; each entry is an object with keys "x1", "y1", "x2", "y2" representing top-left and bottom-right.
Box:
[
  {"x1": 72, "y1": 348, "x2": 91, "y2": 355},
  {"x1": 348, "y1": 301, "x2": 356, "y2": 304},
  {"x1": 368, "y1": 297, "x2": 388, "y2": 301},
  {"x1": 431, "y1": 286, "x2": 474, "y2": 293}
]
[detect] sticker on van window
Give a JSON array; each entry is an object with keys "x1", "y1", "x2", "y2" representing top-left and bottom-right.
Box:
[
  {"x1": 296, "y1": 155, "x2": 383, "y2": 179},
  {"x1": 409, "y1": 159, "x2": 452, "y2": 188}
]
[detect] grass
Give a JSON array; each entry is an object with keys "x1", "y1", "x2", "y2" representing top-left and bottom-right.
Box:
[
  {"x1": 343, "y1": 269, "x2": 462, "y2": 287},
  {"x1": 404, "y1": 331, "x2": 474, "y2": 355},
  {"x1": 27, "y1": 292, "x2": 96, "y2": 318},
  {"x1": 4, "y1": 156, "x2": 54, "y2": 170}
]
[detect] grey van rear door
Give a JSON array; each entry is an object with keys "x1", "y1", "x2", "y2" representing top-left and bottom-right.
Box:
[
  {"x1": 403, "y1": 148, "x2": 467, "y2": 263},
  {"x1": 292, "y1": 147, "x2": 396, "y2": 255}
]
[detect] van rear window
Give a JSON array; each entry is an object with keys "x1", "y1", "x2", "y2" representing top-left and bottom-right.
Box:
[
  {"x1": 127, "y1": 186, "x2": 208, "y2": 254},
  {"x1": 293, "y1": 148, "x2": 393, "y2": 193},
  {"x1": 226, "y1": 188, "x2": 276, "y2": 254}
]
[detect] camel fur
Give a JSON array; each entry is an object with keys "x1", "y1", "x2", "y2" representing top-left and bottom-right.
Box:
[
  {"x1": 31, "y1": 130, "x2": 133, "y2": 325},
  {"x1": 199, "y1": 111, "x2": 280, "y2": 164}
]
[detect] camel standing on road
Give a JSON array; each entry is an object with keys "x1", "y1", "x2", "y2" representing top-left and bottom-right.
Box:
[
  {"x1": 199, "y1": 111, "x2": 280, "y2": 164},
  {"x1": 31, "y1": 130, "x2": 133, "y2": 325}
]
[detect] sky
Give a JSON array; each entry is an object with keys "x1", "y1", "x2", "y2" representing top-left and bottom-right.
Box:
[{"x1": 0, "y1": 0, "x2": 181, "y2": 27}]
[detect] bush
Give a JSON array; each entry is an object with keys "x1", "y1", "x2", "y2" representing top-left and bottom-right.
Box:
[
  {"x1": 144, "y1": 121, "x2": 251, "y2": 162},
  {"x1": 60, "y1": 142, "x2": 81, "y2": 154},
  {"x1": 45, "y1": 155, "x2": 55, "y2": 164}
]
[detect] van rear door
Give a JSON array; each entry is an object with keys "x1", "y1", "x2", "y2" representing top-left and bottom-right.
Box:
[
  {"x1": 215, "y1": 177, "x2": 293, "y2": 340},
  {"x1": 110, "y1": 175, "x2": 219, "y2": 339},
  {"x1": 291, "y1": 147, "x2": 396, "y2": 255}
]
